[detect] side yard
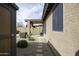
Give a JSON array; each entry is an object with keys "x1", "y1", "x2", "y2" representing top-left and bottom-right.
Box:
[{"x1": 16, "y1": 34, "x2": 55, "y2": 56}]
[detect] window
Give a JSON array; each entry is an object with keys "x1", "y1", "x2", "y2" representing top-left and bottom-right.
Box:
[{"x1": 53, "y1": 3, "x2": 63, "y2": 31}]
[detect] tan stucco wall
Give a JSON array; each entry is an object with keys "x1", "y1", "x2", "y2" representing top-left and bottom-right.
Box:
[
  {"x1": 44, "y1": 3, "x2": 79, "y2": 56},
  {"x1": 31, "y1": 26, "x2": 42, "y2": 35},
  {"x1": 27, "y1": 21, "x2": 43, "y2": 35}
]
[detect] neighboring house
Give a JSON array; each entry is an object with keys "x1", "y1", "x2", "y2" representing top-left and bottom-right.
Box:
[
  {"x1": 17, "y1": 27, "x2": 28, "y2": 33},
  {"x1": 16, "y1": 21, "x2": 28, "y2": 33},
  {"x1": 43, "y1": 3, "x2": 79, "y2": 56},
  {"x1": 16, "y1": 22, "x2": 28, "y2": 39},
  {"x1": 25, "y1": 19, "x2": 43, "y2": 36}
]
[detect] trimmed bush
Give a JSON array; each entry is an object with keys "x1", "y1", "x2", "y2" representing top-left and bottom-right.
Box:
[{"x1": 17, "y1": 40, "x2": 28, "y2": 48}]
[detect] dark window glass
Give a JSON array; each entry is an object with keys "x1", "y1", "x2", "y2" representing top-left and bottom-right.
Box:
[{"x1": 53, "y1": 3, "x2": 63, "y2": 31}]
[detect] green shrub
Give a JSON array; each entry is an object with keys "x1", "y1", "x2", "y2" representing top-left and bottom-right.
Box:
[{"x1": 17, "y1": 40, "x2": 28, "y2": 48}]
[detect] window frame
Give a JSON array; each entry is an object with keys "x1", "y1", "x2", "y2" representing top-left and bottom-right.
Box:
[{"x1": 52, "y1": 3, "x2": 63, "y2": 32}]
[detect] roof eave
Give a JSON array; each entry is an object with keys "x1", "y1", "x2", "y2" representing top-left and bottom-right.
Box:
[{"x1": 42, "y1": 3, "x2": 59, "y2": 21}]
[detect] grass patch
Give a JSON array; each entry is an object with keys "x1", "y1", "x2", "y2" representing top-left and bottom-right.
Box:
[{"x1": 28, "y1": 36, "x2": 35, "y2": 41}]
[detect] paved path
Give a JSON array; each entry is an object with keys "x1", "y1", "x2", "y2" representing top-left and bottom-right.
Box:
[{"x1": 17, "y1": 36, "x2": 55, "y2": 56}]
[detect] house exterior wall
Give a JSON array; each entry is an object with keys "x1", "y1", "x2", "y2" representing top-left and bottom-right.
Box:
[
  {"x1": 31, "y1": 25, "x2": 42, "y2": 35},
  {"x1": 44, "y1": 3, "x2": 79, "y2": 56},
  {"x1": 27, "y1": 21, "x2": 43, "y2": 35},
  {"x1": 27, "y1": 21, "x2": 31, "y2": 35}
]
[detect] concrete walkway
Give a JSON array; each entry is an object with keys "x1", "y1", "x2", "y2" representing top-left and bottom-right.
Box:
[{"x1": 16, "y1": 35, "x2": 55, "y2": 56}]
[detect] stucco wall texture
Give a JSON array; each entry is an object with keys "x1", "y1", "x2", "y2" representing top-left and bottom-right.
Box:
[
  {"x1": 44, "y1": 3, "x2": 79, "y2": 56},
  {"x1": 31, "y1": 26, "x2": 42, "y2": 35}
]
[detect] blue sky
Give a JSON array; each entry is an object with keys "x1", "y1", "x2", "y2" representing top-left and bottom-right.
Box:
[{"x1": 16, "y1": 3, "x2": 44, "y2": 27}]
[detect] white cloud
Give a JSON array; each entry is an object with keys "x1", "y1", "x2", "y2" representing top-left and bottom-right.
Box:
[{"x1": 16, "y1": 3, "x2": 44, "y2": 27}]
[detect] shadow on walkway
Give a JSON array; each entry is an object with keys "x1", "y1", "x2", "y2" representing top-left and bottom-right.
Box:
[{"x1": 17, "y1": 42, "x2": 55, "y2": 56}]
